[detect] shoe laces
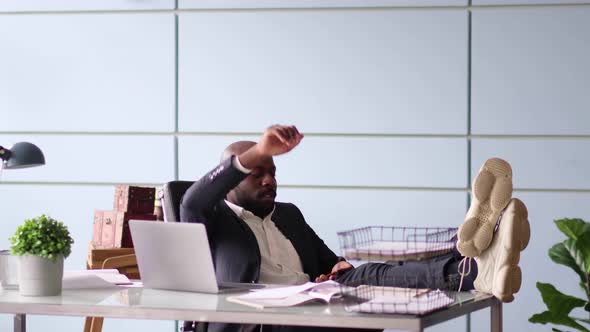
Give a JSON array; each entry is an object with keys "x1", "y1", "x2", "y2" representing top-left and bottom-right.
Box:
[{"x1": 457, "y1": 257, "x2": 472, "y2": 293}]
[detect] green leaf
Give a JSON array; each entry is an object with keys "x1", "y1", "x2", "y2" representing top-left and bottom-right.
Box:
[
  {"x1": 564, "y1": 240, "x2": 590, "y2": 275},
  {"x1": 550, "y1": 242, "x2": 587, "y2": 282},
  {"x1": 556, "y1": 219, "x2": 590, "y2": 240},
  {"x1": 578, "y1": 233, "x2": 590, "y2": 274},
  {"x1": 581, "y1": 281, "x2": 588, "y2": 296},
  {"x1": 529, "y1": 311, "x2": 590, "y2": 332},
  {"x1": 9, "y1": 214, "x2": 73, "y2": 261},
  {"x1": 552, "y1": 328, "x2": 568, "y2": 332},
  {"x1": 536, "y1": 282, "x2": 586, "y2": 316}
]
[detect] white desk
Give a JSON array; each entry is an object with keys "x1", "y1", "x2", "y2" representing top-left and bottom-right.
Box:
[{"x1": 0, "y1": 287, "x2": 501, "y2": 332}]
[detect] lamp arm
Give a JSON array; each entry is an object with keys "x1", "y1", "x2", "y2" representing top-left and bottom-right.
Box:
[{"x1": 0, "y1": 146, "x2": 12, "y2": 162}]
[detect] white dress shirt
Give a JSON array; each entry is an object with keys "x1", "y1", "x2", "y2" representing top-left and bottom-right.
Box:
[
  {"x1": 225, "y1": 200, "x2": 310, "y2": 285},
  {"x1": 226, "y1": 156, "x2": 310, "y2": 285}
]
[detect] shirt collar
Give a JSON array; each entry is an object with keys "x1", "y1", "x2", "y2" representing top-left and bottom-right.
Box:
[{"x1": 224, "y1": 199, "x2": 275, "y2": 221}]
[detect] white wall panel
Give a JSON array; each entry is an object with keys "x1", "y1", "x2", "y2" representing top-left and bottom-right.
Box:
[
  {"x1": 0, "y1": 0, "x2": 174, "y2": 12},
  {"x1": 472, "y1": 138, "x2": 590, "y2": 190},
  {"x1": 179, "y1": 10, "x2": 468, "y2": 134},
  {"x1": 472, "y1": 8, "x2": 590, "y2": 135},
  {"x1": 179, "y1": 136, "x2": 468, "y2": 188},
  {"x1": 0, "y1": 135, "x2": 174, "y2": 183},
  {"x1": 474, "y1": 0, "x2": 590, "y2": 4},
  {"x1": 180, "y1": 0, "x2": 467, "y2": 9},
  {"x1": 0, "y1": 14, "x2": 175, "y2": 132},
  {"x1": 470, "y1": 192, "x2": 590, "y2": 332}
]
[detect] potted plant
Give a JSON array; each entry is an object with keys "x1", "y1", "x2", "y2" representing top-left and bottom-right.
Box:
[
  {"x1": 529, "y1": 218, "x2": 590, "y2": 331},
  {"x1": 9, "y1": 214, "x2": 74, "y2": 296}
]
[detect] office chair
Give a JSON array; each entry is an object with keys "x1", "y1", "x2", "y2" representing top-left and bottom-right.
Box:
[
  {"x1": 161, "y1": 181, "x2": 194, "y2": 223},
  {"x1": 161, "y1": 180, "x2": 207, "y2": 332}
]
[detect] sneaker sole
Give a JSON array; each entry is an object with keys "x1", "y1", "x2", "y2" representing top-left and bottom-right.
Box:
[
  {"x1": 475, "y1": 198, "x2": 530, "y2": 303},
  {"x1": 457, "y1": 158, "x2": 513, "y2": 257}
]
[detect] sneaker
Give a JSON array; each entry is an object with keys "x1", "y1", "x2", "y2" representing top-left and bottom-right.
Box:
[
  {"x1": 473, "y1": 198, "x2": 530, "y2": 302},
  {"x1": 457, "y1": 158, "x2": 513, "y2": 257}
]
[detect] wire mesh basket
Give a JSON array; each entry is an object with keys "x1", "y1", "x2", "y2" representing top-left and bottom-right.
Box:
[
  {"x1": 338, "y1": 226, "x2": 458, "y2": 262},
  {"x1": 336, "y1": 226, "x2": 462, "y2": 315},
  {"x1": 338, "y1": 274, "x2": 463, "y2": 315}
]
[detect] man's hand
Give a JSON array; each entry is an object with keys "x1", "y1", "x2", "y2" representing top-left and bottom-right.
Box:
[
  {"x1": 238, "y1": 125, "x2": 304, "y2": 169},
  {"x1": 256, "y1": 125, "x2": 304, "y2": 157},
  {"x1": 314, "y1": 261, "x2": 353, "y2": 283}
]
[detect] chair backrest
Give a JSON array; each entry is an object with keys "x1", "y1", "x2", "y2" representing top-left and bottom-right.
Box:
[{"x1": 161, "y1": 181, "x2": 194, "y2": 222}]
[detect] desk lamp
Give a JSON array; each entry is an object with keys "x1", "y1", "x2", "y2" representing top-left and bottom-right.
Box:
[{"x1": 0, "y1": 142, "x2": 45, "y2": 170}]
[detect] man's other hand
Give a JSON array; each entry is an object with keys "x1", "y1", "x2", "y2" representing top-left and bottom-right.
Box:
[
  {"x1": 256, "y1": 125, "x2": 304, "y2": 157},
  {"x1": 314, "y1": 261, "x2": 353, "y2": 283}
]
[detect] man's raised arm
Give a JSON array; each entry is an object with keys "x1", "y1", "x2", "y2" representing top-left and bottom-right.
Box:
[{"x1": 180, "y1": 125, "x2": 303, "y2": 224}]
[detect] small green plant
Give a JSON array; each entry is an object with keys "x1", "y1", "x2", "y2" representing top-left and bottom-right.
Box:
[
  {"x1": 9, "y1": 214, "x2": 74, "y2": 261},
  {"x1": 529, "y1": 218, "x2": 590, "y2": 332}
]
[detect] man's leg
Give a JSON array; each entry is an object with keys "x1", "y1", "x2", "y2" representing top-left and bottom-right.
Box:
[
  {"x1": 335, "y1": 250, "x2": 476, "y2": 291},
  {"x1": 338, "y1": 157, "x2": 530, "y2": 302},
  {"x1": 443, "y1": 252, "x2": 478, "y2": 291}
]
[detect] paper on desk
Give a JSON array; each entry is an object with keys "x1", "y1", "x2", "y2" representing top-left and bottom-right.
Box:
[
  {"x1": 239, "y1": 280, "x2": 339, "y2": 299},
  {"x1": 62, "y1": 270, "x2": 131, "y2": 289},
  {"x1": 227, "y1": 281, "x2": 344, "y2": 309}
]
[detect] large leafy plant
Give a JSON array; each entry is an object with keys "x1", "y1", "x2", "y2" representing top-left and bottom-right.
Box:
[
  {"x1": 529, "y1": 218, "x2": 590, "y2": 332},
  {"x1": 10, "y1": 214, "x2": 74, "y2": 261}
]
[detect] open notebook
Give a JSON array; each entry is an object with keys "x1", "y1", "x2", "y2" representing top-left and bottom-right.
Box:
[{"x1": 226, "y1": 280, "x2": 345, "y2": 309}]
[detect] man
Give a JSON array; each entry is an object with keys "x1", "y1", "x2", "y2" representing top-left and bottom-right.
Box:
[{"x1": 181, "y1": 125, "x2": 530, "y2": 332}]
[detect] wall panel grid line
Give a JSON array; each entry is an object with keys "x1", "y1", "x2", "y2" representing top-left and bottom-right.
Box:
[
  {"x1": 173, "y1": 12, "x2": 179, "y2": 180},
  {"x1": 466, "y1": 7, "x2": 472, "y2": 195},
  {"x1": 2, "y1": 4, "x2": 590, "y2": 15},
  {"x1": 2, "y1": 181, "x2": 590, "y2": 194},
  {"x1": 6, "y1": 132, "x2": 590, "y2": 139},
  {"x1": 0, "y1": 182, "x2": 470, "y2": 191}
]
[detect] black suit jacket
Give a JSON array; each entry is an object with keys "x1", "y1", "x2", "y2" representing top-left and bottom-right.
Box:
[{"x1": 180, "y1": 157, "x2": 340, "y2": 331}]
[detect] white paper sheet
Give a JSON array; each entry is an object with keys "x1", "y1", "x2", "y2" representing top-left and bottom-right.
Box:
[
  {"x1": 62, "y1": 270, "x2": 131, "y2": 289},
  {"x1": 226, "y1": 281, "x2": 343, "y2": 309}
]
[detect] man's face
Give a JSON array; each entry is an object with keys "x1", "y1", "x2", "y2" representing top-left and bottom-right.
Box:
[{"x1": 231, "y1": 156, "x2": 277, "y2": 216}]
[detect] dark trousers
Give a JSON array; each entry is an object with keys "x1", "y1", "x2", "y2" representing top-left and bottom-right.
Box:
[{"x1": 335, "y1": 247, "x2": 477, "y2": 291}]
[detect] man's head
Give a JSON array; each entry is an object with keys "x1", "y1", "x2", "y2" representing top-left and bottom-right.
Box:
[{"x1": 222, "y1": 141, "x2": 277, "y2": 218}]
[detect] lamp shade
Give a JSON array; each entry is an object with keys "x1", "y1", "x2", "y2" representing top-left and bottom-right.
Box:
[{"x1": 0, "y1": 142, "x2": 46, "y2": 169}]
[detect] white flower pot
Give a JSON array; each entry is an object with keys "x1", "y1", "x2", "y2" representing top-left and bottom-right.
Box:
[
  {"x1": 18, "y1": 255, "x2": 64, "y2": 296},
  {"x1": 0, "y1": 250, "x2": 19, "y2": 289}
]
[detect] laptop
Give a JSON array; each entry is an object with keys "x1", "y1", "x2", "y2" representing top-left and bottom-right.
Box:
[{"x1": 129, "y1": 220, "x2": 263, "y2": 293}]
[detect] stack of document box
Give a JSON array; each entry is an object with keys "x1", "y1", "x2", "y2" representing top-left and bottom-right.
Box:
[{"x1": 92, "y1": 185, "x2": 158, "y2": 249}]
